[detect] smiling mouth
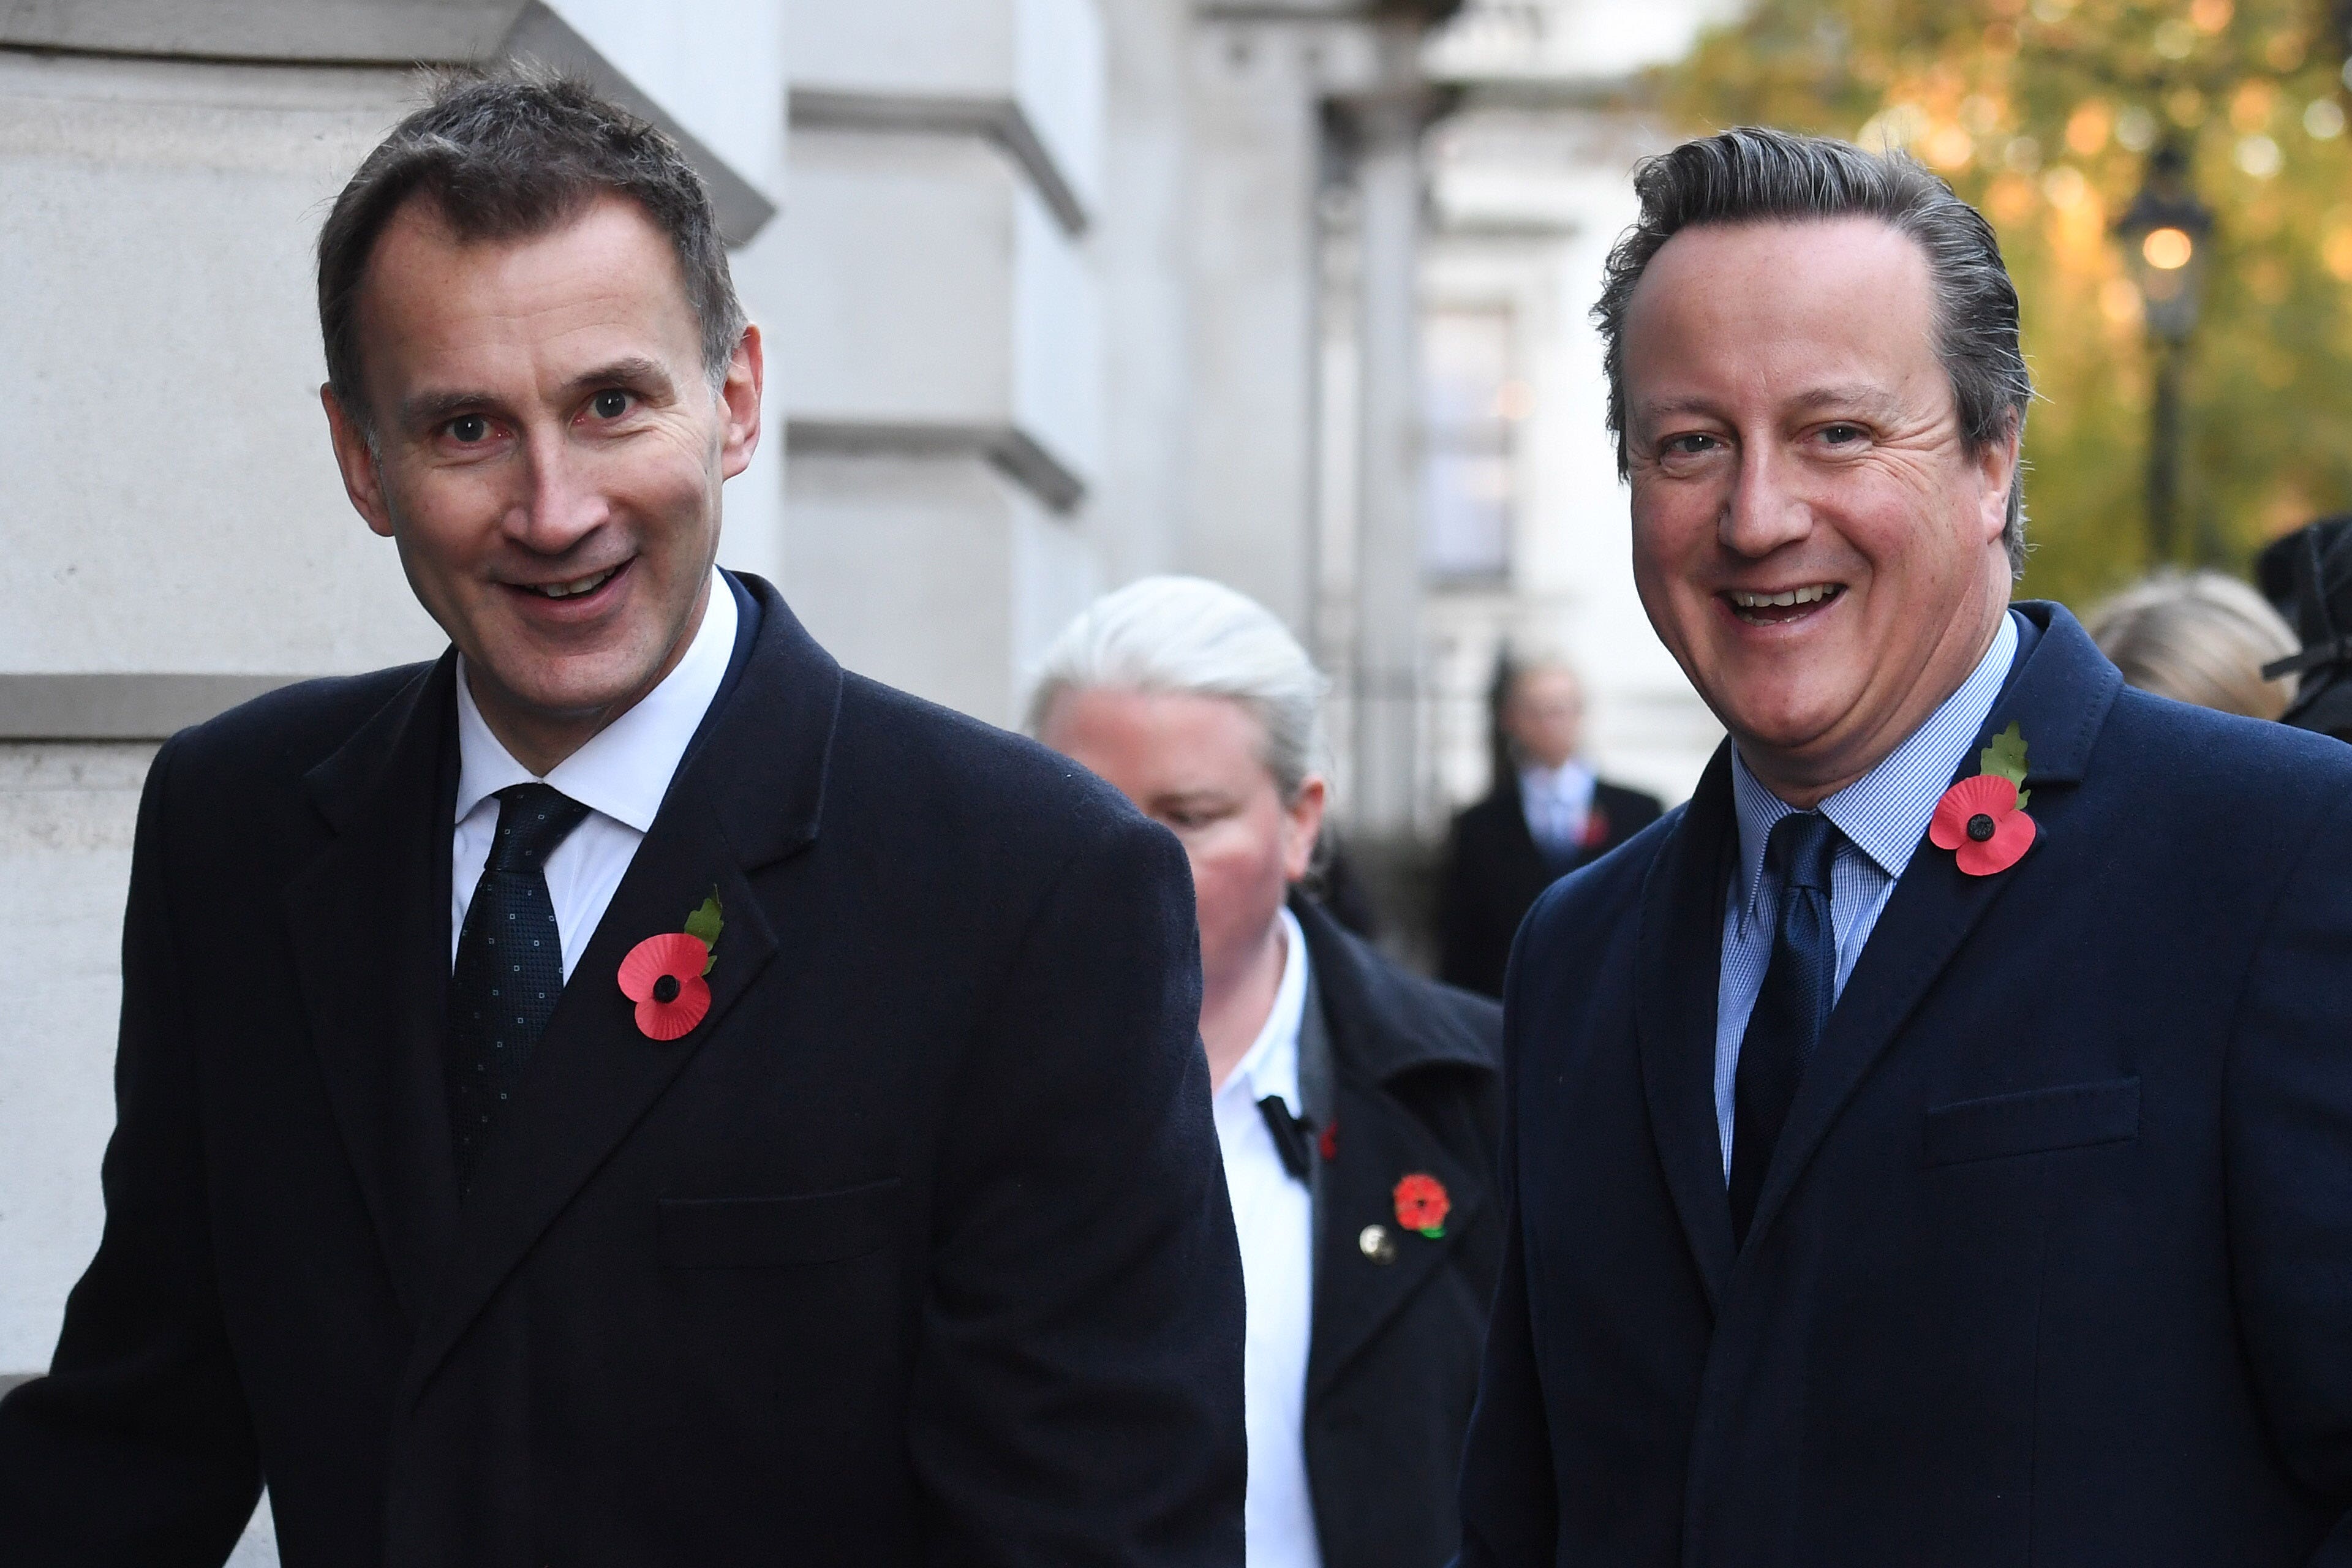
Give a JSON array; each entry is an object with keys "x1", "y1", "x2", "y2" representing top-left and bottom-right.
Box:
[
  {"x1": 516, "y1": 563, "x2": 624, "y2": 600},
  {"x1": 1724, "y1": 583, "x2": 1844, "y2": 626}
]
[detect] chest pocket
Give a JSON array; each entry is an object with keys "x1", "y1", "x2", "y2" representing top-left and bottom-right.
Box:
[
  {"x1": 1923, "y1": 1077, "x2": 2139, "y2": 1167},
  {"x1": 658, "y1": 1178, "x2": 902, "y2": 1268}
]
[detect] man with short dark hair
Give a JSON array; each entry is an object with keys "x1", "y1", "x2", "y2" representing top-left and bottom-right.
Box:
[
  {"x1": 1438, "y1": 658, "x2": 1662, "y2": 998},
  {"x1": 1458, "y1": 126, "x2": 2352, "y2": 1565},
  {"x1": 0, "y1": 74, "x2": 1245, "y2": 1566}
]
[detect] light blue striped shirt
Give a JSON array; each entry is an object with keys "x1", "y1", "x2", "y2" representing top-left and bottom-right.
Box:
[{"x1": 1713, "y1": 610, "x2": 2020, "y2": 1178}]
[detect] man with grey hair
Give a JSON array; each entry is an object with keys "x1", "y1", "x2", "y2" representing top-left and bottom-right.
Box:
[
  {"x1": 1033, "y1": 576, "x2": 1502, "y2": 1568},
  {"x1": 0, "y1": 73, "x2": 1244, "y2": 1564},
  {"x1": 1458, "y1": 126, "x2": 2352, "y2": 1564}
]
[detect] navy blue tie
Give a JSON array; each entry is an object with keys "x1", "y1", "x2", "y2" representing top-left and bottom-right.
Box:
[
  {"x1": 448, "y1": 783, "x2": 591, "y2": 1194},
  {"x1": 1728, "y1": 810, "x2": 1842, "y2": 1249}
]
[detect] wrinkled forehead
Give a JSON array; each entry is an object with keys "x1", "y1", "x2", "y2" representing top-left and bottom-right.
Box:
[
  {"x1": 358, "y1": 192, "x2": 693, "y2": 332},
  {"x1": 1631, "y1": 213, "x2": 1933, "y2": 308},
  {"x1": 351, "y1": 192, "x2": 703, "y2": 393},
  {"x1": 1621, "y1": 216, "x2": 1946, "y2": 417}
]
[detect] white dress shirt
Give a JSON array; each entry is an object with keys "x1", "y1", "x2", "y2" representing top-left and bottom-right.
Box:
[
  {"x1": 1713, "y1": 609, "x2": 2019, "y2": 1175},
  {"x1": 450, "y1": 568, "x2": 738, "y2": 979},
  {"x1": 1208, "y1": 905, "x2": 1324, "y2": 1568},
  {"x1": 1519, "y1": 758, "x2": 1598, "y2": 854}
]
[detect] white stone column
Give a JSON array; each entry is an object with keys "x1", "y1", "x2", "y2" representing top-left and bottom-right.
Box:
[
  {"x1": 1341, "y1": 74, "x2": 1430, "y2": 840},
  {"x1": 760, "y1": 0, "x2": 1108, "y2": 725},
  {"x1": 1180, "y1": 17, "x2": 1325, "y2": 633}
]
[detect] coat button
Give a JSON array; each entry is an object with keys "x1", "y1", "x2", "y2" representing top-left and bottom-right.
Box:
[{"x1": 1359, "y1": 1223, "x2": 1397, "y2": 1264}]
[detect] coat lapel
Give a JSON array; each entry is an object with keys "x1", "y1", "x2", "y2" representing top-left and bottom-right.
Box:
[
  {"x1": 399, "y1": 578, "x2": 845, "y2": 1402},
  {"x1": 1738, "y1": 603, "x2": 2121, "y2": 1256},
  {"x1": 285, "y1": 655, "x2": 464, "y2": 1326},
  {"x1": 1292, "y1": 894, "x2": 1495, "y2": 1404},
  {"x1": 1306, "y1": 1071, "x2": 1485, "y2": 1403},
  {"x1": 1632, "y1": 745, "x2": 1738, "y2": 1312}
]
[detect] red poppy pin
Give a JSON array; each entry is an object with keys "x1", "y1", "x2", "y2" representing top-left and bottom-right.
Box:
[
  {"x1": 1578, "y1": 807, "x2": 1612, "y2": 851},
  {"x1": 618, "y1": 891, "x2": 724, "y2": 1041},
  {"x1": 1929, "y1": 722, "x2": 2035, "y2": 877},
  {"x1": 1317, "y1": 1118, "x2": 1340, "y2": 1163},
  {"x1": 1393, "y1": 1173, "x2": 1451, "y2": 1240}
]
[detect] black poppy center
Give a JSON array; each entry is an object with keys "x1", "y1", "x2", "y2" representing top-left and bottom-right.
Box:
[
  {"x1": 1966, "y1": 813, "x2": 1997, "y2": 842},
  {"x1": 652, "y1": 974, "x2": 682, "y2": 1004}
]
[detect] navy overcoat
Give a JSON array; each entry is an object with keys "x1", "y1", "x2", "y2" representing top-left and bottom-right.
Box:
[
  {"x1": 1460, "y1": 601, "x2": 2352, "y2": 1566},
  {"x1": 0, "y1": 574, "x2": 1246, "y2": 1566}
]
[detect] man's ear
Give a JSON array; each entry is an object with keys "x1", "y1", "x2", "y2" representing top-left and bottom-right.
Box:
[
  {"x1": 718, "y1": 323, "x2": 764, "y2": 481},
  {"x1": 322, "y1": 385, "x2": 396, "y2": 539},
  {"x1": 1976, "y1": 415, "x2": 2023, "y2": 546}
]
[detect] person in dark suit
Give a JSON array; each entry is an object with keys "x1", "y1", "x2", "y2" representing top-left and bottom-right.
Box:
[
  {"x1": 1438, "y1": 660, "x2": 1662, "y2": 998},
  {"x1": 1458, "y1": 126, "x2": 2352, "y2": 1566},
  {"x1": 0, "y1": 75, "x2": 1244, "y2": 1566},
  {"x1": 1032, "y1": 576, "x2": 1502, "y2": 1568}
]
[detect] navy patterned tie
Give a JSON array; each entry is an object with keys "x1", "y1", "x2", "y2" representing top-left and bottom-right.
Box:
[
  {"x1": 448, "y1": 783, "x2": 591, "y2": 1194},
  {"x1": 1728, "y1": 810, "x2": 1842, "y2": 1249}
]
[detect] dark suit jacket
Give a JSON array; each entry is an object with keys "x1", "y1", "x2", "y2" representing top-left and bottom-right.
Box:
[
  {"x1": 1288, "y1": 895, "x2": 1501, "y2": 1568},
  {"x1": 1438, "y1": 777, "x2": 1662, "y2": 999},
  {"x1": 0, "y1": 574, "x2": 1246, "y2": 1567},
  {"x1": 1459, "y1": 601, "x2": 2352, "y2": 1566}
]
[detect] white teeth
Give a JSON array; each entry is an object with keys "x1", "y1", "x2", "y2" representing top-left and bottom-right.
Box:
[
  {"x1": 531, "y1": 568, "x2": 615, "y2": 599},
  {"x1": 1732, "y1": 584, "x2": 1836, "y2": 609}
]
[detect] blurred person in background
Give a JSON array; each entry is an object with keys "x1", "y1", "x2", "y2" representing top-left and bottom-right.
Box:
[
  {"x1": 2084, "y1": 569, "x2": 2297, "y2": 720},
  {"x1": 1033, "y1": 576, "x2": 1502, "y2": 1568},
  {"x1": 1438, "y1": 657, "x2": 1663, "y2": 997},
  {"x1": 2257, "y1": 514, "x2": 2352, "y2": 742}
]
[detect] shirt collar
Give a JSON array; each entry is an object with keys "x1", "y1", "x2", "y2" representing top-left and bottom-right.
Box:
[
  {"x1": 1218, "y1": 905, "x2": 1312, "y2": 1118},
  {"x1": 454, "y1": 567, "x2": 739, "y2": 831},
  {"x1": 1520, "y1": 758, "x2": 1595, "y2": 805},
  {"x1": 1730, "y1": 608, "x2": 2019, "y2": 925}
]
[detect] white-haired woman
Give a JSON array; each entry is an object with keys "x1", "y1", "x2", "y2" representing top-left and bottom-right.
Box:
[
  {"x1": 1030, "y1": 576, "x2": 1502, "y2": 1568},
  {"x1": 2084, "y1": 568, "x2": 2300, "y2": 720}
]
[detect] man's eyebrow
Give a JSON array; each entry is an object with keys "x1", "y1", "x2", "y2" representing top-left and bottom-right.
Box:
[
  {"x1": 560, "y1": 356, "x2": 676, "y2": 398},
  {"x1": 1783, "y1": 382, "x2": 1902, "y2": 418},
  {"x1": 1632, "y1": 394, "x2": 1725, "y2": 425},
  {"x1": 1632, "y1": 383, "x2": 1902, "y2": 426}
]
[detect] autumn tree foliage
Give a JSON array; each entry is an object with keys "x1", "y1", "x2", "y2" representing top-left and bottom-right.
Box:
[{"x1": 1658, "y1": 0, "x2": 2352, "y2": 607}]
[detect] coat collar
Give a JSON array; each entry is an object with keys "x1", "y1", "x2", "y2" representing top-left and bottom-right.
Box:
[
  {"x1": 286, "y1": 575, "x2": 842, "y2": 1374},
  {"x1": 1289, "y1": 892, "x2": 1494, "y2": 1086},
  {"x1": 1635, "y1": 601, "x2": 2120, "y2": 1305},
  {"x1": 298, "y1": 571, "x2": 825, "y2": 861}
]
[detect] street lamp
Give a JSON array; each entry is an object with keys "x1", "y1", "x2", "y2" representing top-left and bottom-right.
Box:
[{"x1": 2114, "y1": 141, "x2": 2214, "y2": 564}]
